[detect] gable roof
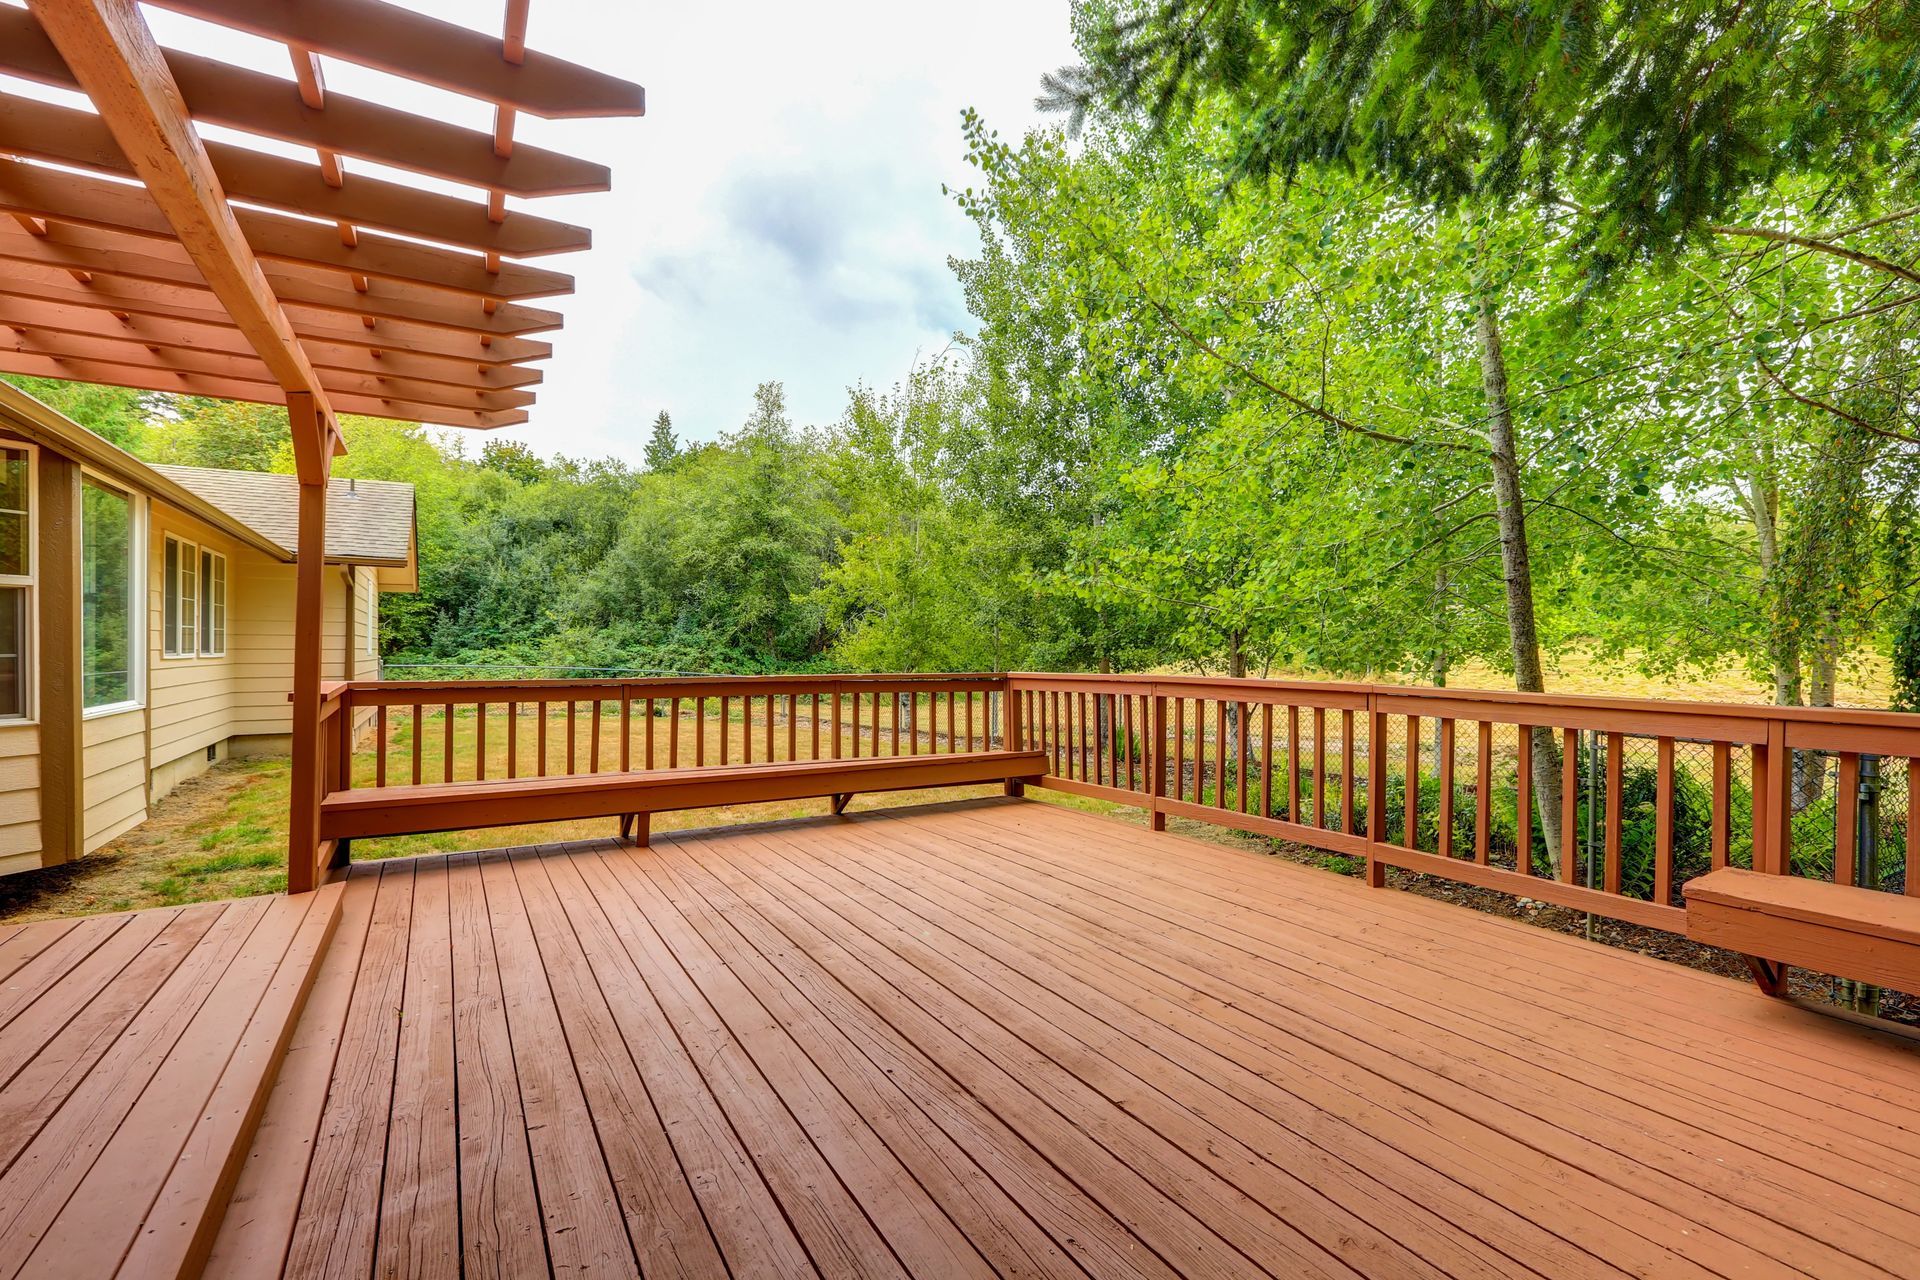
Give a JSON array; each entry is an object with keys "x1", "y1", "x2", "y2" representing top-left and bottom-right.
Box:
[{"x1": 151, "y1": 465, "x2": 415, "y2": 567}]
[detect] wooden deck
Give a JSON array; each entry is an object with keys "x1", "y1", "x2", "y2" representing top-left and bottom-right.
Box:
[{"x1": 6, "y1": 799, "x2": 1919, "y2": 1278}]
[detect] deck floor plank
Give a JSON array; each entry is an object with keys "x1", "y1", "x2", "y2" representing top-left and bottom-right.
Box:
[
  {"x1": 607, "y1": 845, "x2": 1001, "y2": 1280},
  {"x1": 205, "y1": 871, "x2": 381, "y2": 1280},
  {"x1": 544, "y1": 845, "x2": 823, "y2": 1280},
  {"x1": 630, "y1": 845, "x2": 1096, "y2": 1280},
  {"x1": 817, "y1": 810, "x2": 1866, "y2": 1277},
  {"x1": 284, "y1": 861, "x2": 417, "y2": 1279},
  {"x1": 444, "y1": 850, "x2": 548, "y2": 1280},
  {"x1": 506, "y1": 846, "x2": 728, "y2": 1278},
  {"x1": 0, "y1": 897, "x2": 269, "y2": 1278},
  {"x1": 475, "y1": 849, "x2": 636, "y2": 1278},
  {"x1": 188, "y1": 797, "x2": 1920, "y2": 1279},
  {"x1": 377, "y1": 857, "x2": 461, "y2": 1280},
  {"x1": 32, "y1": 891, "x2": 332, "y2": 1279},
  {"x1": 920, "y1": 806, "x2": 1920, "y2": 1212}
]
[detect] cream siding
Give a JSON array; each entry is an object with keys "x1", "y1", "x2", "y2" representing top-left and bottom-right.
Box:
[
  {"x1": 81, "y1": 707, "x2": 144, "y2": 852},
  {"x1": 0, "y1": 724, "x2": 40, "y2": 859}
]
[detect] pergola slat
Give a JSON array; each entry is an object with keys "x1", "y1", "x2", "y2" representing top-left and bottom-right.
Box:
[
  {"x1": 0, "y1": 220, "x2": 563, "y2": 337},
  {"x1": 0, "y1": 7, "x2": 612, "y2": 198},
  {"x1": 0, "y1": 291, "x2": 550, "y2": 377},
  {"x1": 0, "y1": 95, "x2": 592, "y2": 257},
  {"x1": 0, "y1": 315, "x2": 541, "y2": 394},
  {"x1": 0, "y1": 349, "x2": 528, "y2": 428},
  {"x1": 0, "y1": 158, "x2": 573, "y2": 298},
  {"x1": 0, "y1": 327, "x2": 535, "y2": 411},
  {"x1": 147, "y1": 0, "x2": 647, "y2": 119}
]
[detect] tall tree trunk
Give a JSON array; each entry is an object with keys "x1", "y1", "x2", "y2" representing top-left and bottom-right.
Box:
[
  {"x1": 1743, "y1": 441, "x2": 1801, "y2": 705},
  {"x1": 1475, "y1": 291, "x2": 1563, "y2": 872}
]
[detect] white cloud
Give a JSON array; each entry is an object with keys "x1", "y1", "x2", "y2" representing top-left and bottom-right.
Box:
[{"x1": 407, "y1": 0, "x2": 1080, "y2": 459}]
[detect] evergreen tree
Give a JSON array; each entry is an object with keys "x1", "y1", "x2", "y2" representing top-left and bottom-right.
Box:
[{"x1": 644, "y1": 410, "x2": 681, "y2": 473}]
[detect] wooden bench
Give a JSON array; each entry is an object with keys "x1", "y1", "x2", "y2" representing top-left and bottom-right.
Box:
[
  {"x1": 1684, "y1": 867, "x2": 1920, "y2": 996},
  {"x1": 319, "y1": 749, "x2": 1047, "y2": 843}
]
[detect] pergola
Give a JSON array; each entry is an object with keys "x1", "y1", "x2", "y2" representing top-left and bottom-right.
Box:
[{"x1": 0, "y1": 0, "x2": 641, "y2": 888}]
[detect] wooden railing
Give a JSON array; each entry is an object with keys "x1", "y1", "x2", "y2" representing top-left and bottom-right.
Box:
[
  {"x1": 304, "y1": 671, "x2": 1918, "y2": 948},
  {"x1": 329, "y1": 674, "x2": 1011, "y2": 790},
  {"x1": 1008, "y1": 674, "x2": 1919, "y2": 933}
]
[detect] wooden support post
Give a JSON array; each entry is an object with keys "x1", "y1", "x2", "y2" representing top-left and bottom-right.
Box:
[
  {"x1": 286, "y1": 398, "x2": 328, "y2": 893},
  {"x1": 1150, "y1": 694, "x2": 1168, "y2": 831},
  {"x1": 1366, "y1": 705, "x2": 1388, "y2": 886},
  {"x1": 36, "y1": 453, "x2": 82, "y2": 865}
]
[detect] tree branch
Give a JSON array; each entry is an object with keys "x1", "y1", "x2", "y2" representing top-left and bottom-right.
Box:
[
  {"x1": 1755, "y1": 356, "x2": 1920, "y2": 446},
  {"x1": 1710, "y1": 224, "x2": 1920, "y2": 286}
]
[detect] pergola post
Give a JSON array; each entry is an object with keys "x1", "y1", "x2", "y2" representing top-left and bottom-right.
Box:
[{"x1": 287, "y1": 392, "x2": 331, "y2": 892}]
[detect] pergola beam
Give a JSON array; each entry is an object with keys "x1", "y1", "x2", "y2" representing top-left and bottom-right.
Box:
[
  {"x1": 0, "y1": 95, "x2": 594, "y2": 257},
  {"x1": 0, "y1": 219, "x2": 564, "y2": 336},
  {"x1": 24, "y1": 0, "x2": 339, "y2": 461},
  {"x1": 0, "y1": 159, "x2": 574, "y2": 298},
  {"x1": 147, "y1": 0, "x2": 647, "y2": 119},
  {"x1": 0, "y1": 349, "x2": 530, "y2": 429},
  {"x1": 0, "y1": 292, "x2": 546, "y2": 389},
  {"x1": 0, "y1": 7, "x2": 612, "y2": 198}
]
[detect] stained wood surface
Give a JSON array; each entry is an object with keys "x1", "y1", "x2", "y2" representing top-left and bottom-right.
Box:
[
  {"x1": 205, "y1": 798, "x2": 1919, "y2": 1279},
  {"x1": 0, "y1": 885, "x2": 341, "y2": 1280}
]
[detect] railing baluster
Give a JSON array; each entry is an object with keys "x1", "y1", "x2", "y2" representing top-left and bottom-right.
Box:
[
  {"x1": 1403, "y1": 714, "x2": 1419, "y2": 850},
  {"x1": 1342, "y1": 710, "x2": 1356, "y2": 835},
  {"x1": 1655, "y1": 736, "x2": 1676, "y2": 906},
  {"x1": 1475, "y1": 720, "x2": 1491, "y2": 863},
  {"x1": 1909, "y1": 760, "x2": 1920, "y2": 896},
  {"x1": 1236, "y1": 702, "x2": 1249, "y2": 813},
  {"x1": 1514, "y1": 723, "x2": 1531, "y2": 875},
  {"x1": 720, "y1": 695, "x2": 732, "y2": 766},
  {"x1": 590, "y1": 699, "x2": 602, "y2": 774},
  {"x1": 1290, "y1": 705, "x2": 1303, "y2": 824},
  {"x1": 1604, "y1": 732, "x2": 1623, "y2": 894},
  {"x1": 565, "y1": 700, "x2": 577, "y2": 775},
  {"x1": 1174, "y1": 697, "x2": 1185, "y2": 802},
  {"x1": 477, "y1": 702, "x2": 488, "y2": 781},
  {"x1": 810, "y1": 693, "x2": 821, "y2": 760},
  {"x1": 644, "y1": 698, "x2": 655, "y2": 770},
  {"x1": 1437, "y1": 718, "x2": 1455, "y2": 857},
  {"x1": 620, "y1": 692, "x2": 632, "y2": 772},
  {"x1": 538, "y1": 701, "x2": 549, "y2": 777},
  {"x1": 949, "y1": 691, "x2": 959, "y2": 756},
  {"x1": 1261, "y1": 703, "x2": 1274, "y2": 819},
  {"x1": 965, "y1": 692, "x2": 975, "y2": 754},
  {"x1": 376, "y1": 704, "x2": 387, "y2": 788},
  {"x1": 506, "y1": 701, "x2": 517, "y2": 779},
  {"x1": 1560, "y1": 728, "x2": 1579, "y2": 884},
  {"x1": 695, "y1": 697, "x2": 707, "y2": 767},
  {"x1": 1711, "y1": 741, "x2": 1729, "y2": 869},
  {"x1": 788, "y1": 694, "x2": 798, "y2": 762},
  {"x1": 766, "y1": 695, "x2": 776, "y2": 763},
  {"x1": 411, "y1": 703, "x2": 423, "y2": 785},
  {"x1": 669, "y1": 696, "x2": 681, "y2": 768},
  {"x1": 1212, "y1": 699, "x2": 1226, "y2": 809},
  {"x1": 1314, "y1": 706, "x2": 1328, "y2": 829},
  {"x1": 1835, "y1": 752, "x2": 1859, "y2": 886}
]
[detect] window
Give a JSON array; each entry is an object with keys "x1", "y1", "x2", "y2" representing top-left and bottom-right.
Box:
[
  {"x1": 199, "y1": 548, "x2": 226, "y2": 657},
  {"x1": 162, "y1": 535, "x2": 198, "y2": 657},
  {"x1": 81, "y1": 478, "x2": 137, "y2": 710},
  {"x1": 0, "y1": 446, "x2": 31, "y2": 719}
]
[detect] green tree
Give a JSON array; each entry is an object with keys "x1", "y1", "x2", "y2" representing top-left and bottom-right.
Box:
[
  {"x1": 2, "y1": 376, "x2": 152, "y2": 451},
  {"x1": 144, "y1": 397, "x2": 290, "y2": 471},
  {"x1": 643, "y1": 411, "x2": 681, "y2": 473}
]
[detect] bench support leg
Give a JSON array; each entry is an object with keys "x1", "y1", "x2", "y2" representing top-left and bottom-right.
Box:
[
  {"x1": 1742, "y1": 955, "x2": 1789, "y2": 997},
  {"x1": 619, "y1": 813, "x2": 650, "y2": 847},
  {"x1": 831, "y1": 793, "x2": 853, "y2": 816},
  {"x1": 1003, "y1": 778, "x2": 1025, "y2": 798}
]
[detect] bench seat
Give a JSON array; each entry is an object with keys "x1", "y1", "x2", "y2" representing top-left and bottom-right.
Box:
[
  {"x1": 320, "y1": 749, "x2": 1048, "y2": 841},
  {"x1": 1684, "y1": 866, "x2": 1920, "y2": 995}
]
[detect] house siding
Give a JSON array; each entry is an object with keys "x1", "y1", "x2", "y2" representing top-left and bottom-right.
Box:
[
  {"x1": 0, "y1": 724, "x2": 40, "y2": 863},
  {"x1": 81, "y1": 707, "x2": 144, "y2": 853}
]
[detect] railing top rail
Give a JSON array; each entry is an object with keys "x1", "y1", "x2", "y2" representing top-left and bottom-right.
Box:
[{"x1": 1007, "y1": 672, "x2": 1919, "y2": 732}]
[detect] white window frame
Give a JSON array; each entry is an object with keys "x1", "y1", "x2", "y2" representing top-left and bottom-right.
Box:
[
  {"x1": 161, "y1": 533, "x2": 200, "y2": 659},
  {"x1": 364, "y1": 573, "x2": 377, "y2": 656},
  {"x1": 79, "y1": 471, "x2": 145, "y2": 719},
  {"x1": 0, "y1": 440, "x2": 38, "y2": 723},
  {"x1": 198, "y1": 546, "x2": 227, "y2": 658}
]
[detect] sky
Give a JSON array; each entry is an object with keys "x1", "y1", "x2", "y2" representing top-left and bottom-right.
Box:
[{"x1": 5, "y1": 0, "x2": 1080, "y2": 463}]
